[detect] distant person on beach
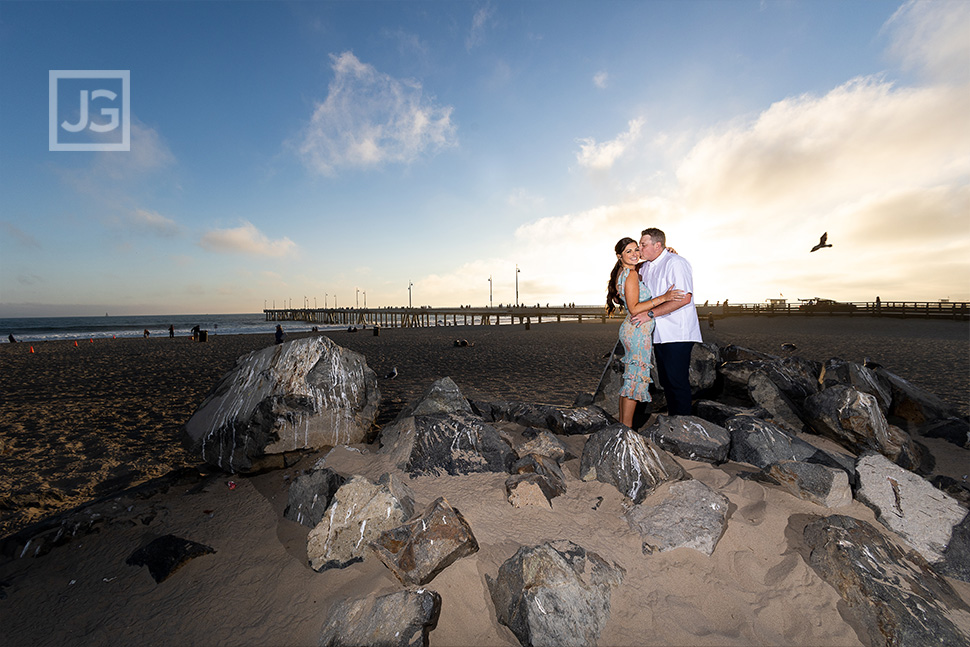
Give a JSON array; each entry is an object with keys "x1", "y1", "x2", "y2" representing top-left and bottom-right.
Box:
[
  {"x1": 607, "y1": 237, "x2": 685, "y2": 428},
  {"x1": 633, "y1": 228, "x2": 703, "y2": 416},
  {"x1": 191, "y1": 325, "x2": 200, "y2": 341},
  {"x1": 275, "y1": 324, "x2": 285, "y2": 344},
  {"x1": 143, "y1": 329, "x2": 150, "y2": 338},
  {"x1": 8, "y1": 334, "x2": 16, "y2": 343},
  {"x1": 169, "y1": 324, "x2": 175, "y2": 338}
]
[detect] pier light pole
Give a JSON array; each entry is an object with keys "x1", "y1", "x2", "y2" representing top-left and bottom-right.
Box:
[
  {"x1": 515, "y1": 265, "x2": 520, "y2": 307},
  {"x1": 408, "y1": 281, "x2": 413, "y2": 308},
  {"x1": 488, "y1": 276, "x2": 493, "y2": 307},
  {"x1": 325, "y1": 293, "x2": 328, "y2": 308},
  {"x1": 356, "y1": 288, "x2": 359, "y2": 308},
  {"x1": 363, "y1": 291, "x2": 366, "y2": 308}
]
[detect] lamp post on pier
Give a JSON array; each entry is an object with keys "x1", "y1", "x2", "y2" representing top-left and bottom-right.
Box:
[
  {"x1": 515, "y1": 265, "x2": 520, "y2": 307},
  {"x1": 488, "y1": 275, "x2": 493, "y2": 307},
  {"x1": 408, "y1": 281, "x2": 413, "y2": 308},
  {"x1": 325, "y1": 293, "x2": 328, "y2": 308},
  {"x1": 356, "y1": 288, "x2": 359, "y2": 308}
]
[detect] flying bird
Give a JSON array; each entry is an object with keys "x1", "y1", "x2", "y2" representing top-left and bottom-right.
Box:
[{"x1": 810, "y1": 232, "x2": 833, "y2": 253}]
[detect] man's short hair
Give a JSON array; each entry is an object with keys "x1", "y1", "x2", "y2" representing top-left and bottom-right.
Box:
[{"x1": 641, "y1": 227, "x2": 666, "y2": 247}]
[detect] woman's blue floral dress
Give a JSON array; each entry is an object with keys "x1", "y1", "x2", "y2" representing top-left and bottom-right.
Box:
[{"x1": 617, "y1": 267, "x2": 654, "y2": 401}]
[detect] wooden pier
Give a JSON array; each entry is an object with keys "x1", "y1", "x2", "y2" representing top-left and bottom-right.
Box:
[{"x1": 264, "y1": 300, "x2": 969, "y2": 328}]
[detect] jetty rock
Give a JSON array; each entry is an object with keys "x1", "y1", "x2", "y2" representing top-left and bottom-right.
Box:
[
  {"x1": 182, "y1": 336, "x2": 379, "y2": 473},
  {"x1": 580, "y1": 424, "x2": 686, "y2": 503},
  {"x1": 319, "y1": 588, "x2": 442, "y2": 647},
  {"x1": 486, "y1": 540, "x2": 625, "y2": 647}
]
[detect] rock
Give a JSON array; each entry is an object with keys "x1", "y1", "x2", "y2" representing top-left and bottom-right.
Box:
[
  {"x1": 487, "y1": 402, "x2": 616, "y2": 436},
  {"x1": 370, "y1": 497, "x2": 479, "y2": 586},
  {"x1": 591, "y1": 357, "x2": 625, "y2": 418},
  {"x1": 486, "y1": 540, "x2": 625, "y2": 647},
  {"x1": 804, "y1": 385, "x2": 924, "y2": 470},
  {"x1": 726, "y1": 416, "x2": 821, "y2": 468},
  {"x1": 641, "y1": 414, "x2": 730, "y2": 464},
  {"x1": 718, "y1": 360, "x2": 767, "y2": 401},
  {"x1": 517, "y1": 430, "x2": 568, "y2": 462},
  {"x1": 693, "y1": 400, "x2": 768, "y2": 427},
  {"x1": 855, "y1": 453, "x2": 967, "y2": 564},
  {"x1": 318, "y1": 588, "x2": 442, "y2": 647},
  {"x1": 917, "y1": 416, "x2": 970, "y2": 449},
  {"x1": 762, "y1": 460, "x2": 852, "y2": 508},
  {"x1": 580, "y1": 424, "x2": 686, "y2": 503},
  {"x1": 126, "y1": 534, "x2": 215, "y2": 583},
  {"x1": 936, "y1": 513, "x2": 970, "y2": 583},
  {"x1": 624, "y1": 479, "x2": 729, "y2": 555},
  {"x1": 930, "y1": 475, "x2": 970, "y2": 509},
  {"x1": 689, "y1": 342, "x2": 719, "y2": 393},
  {"x1": 804, "y1": 514, "x2": 970, "y2": 647},
  {"x1": 378, "y1": 411, "x2": 514, "y2": 477},
  {"x1": 283, "y1": 467, "x2": 346, "y2": 528},
  {"x1": 721, "y1": 344, "x2": 779, "y2": 362},
  {"x1": 821, "y1": 359, "x2": 891, "y2": 413},
  {"x1": 875, "y1": 366, "x2": 957, "y2": 428},
  {"x1": 394, "y1": 376, "x2": 473, "y2": 421},
  {"x1": 511, "y1": 453, "x2": 567, "y2": 495},
  {"x1": 182, "y1": 337, "x2": 379, "y2": 473},
  {"x1": 306, "y1": 475, "x2": 413, "y2": 572},
  {"x1": 761, "y1": 357, "x2": 822, "y2": 405},
  {"x1": 747, "y1": 369, "x2": 806, "y2": 434},
  {"x1": 506, "y1": 473, "x2": 561, "y2": 508}
]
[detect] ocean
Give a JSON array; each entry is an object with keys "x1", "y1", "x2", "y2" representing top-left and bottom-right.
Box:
[{"x1": 0, "y1": 313, "x2": 338, "y2": 343}]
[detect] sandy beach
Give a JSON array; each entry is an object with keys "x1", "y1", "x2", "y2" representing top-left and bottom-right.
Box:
[{"x1": 1, "y1": 317, "x2": 967, "y2": 646}]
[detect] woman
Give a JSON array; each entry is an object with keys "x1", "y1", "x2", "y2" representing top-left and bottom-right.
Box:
[{"x1": 606, "y1": 237, "x2": 685, "y2": 427}]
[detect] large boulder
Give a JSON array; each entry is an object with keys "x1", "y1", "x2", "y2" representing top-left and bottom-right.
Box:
[
  {"x1": 641, "y1": 414, "x2": 730, "y2": 464},
  {"x1": 486, "y1": 540, "x2": 625, "y2": 647},
  {"x1": 822, "y1": 359, "x2": 891, "y2": 413},
  {"x1": 395, "y1": 376, "x2": 473, "y2": 420},
  {"x1": 762, "y1": 461, "x2": 852, "y2": 508},
  {"x1": 624, "y1": 479, "x2": 729, "y2": 556},
  {"x1": 318, "y1": 588, "x2": 442, "y2": 647},
  {"x1": 306, "y1": 475, "x2": 414, "y2": 572},
  {"x1": 875, "y1": 366, "x2": 957, "y2": 428},
  {"x1": 747, "y1": 369, "x2": 806, "y2": 434},
  {"x1": 580, "y1": 424, "x2": 686, "y2": 503},
  {"x1": 804, "y1": 515, "x2": 970, "y2": 647},
  {"x1": 804, "y1": 385, "x2": 923, "y2": 470},
  {"x1": 370, "y1": 497, "x2": 478, "y2": 586},
  {"x1": 182, "y1": 337, "x2": 379, "y2": 473},
  {"x1": 378, "y1": 411, "x2": 514, "y2": 476},
  {"x1": 693, "y1": 400, "x2": 769, "y2": 427},
  {"x1": 855, "y1": 453, "x2": 967, "y2": 564},
  {"x1": 480, "y1": 401, "x2": 615, "y2": 436},
  {"x1": 689, "y1": 342, "x2": 719, "y2": 393},
  {"x1": 283, "y1": 466, "x2": 346, "y2": 528}
]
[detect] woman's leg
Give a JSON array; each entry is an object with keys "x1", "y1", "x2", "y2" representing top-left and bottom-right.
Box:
[{"x1": 618, "y1": 395, "x2": 636, "y2": 428}]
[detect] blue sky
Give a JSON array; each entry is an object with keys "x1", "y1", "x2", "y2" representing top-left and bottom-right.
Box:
[{"x1": 1, "y1": 0, "x2": 967, "y2": 316}]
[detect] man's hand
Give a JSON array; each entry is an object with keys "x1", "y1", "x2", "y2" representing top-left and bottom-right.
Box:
[{"x1": 630, "y1": 311, "x2": 652, "y2": 326}]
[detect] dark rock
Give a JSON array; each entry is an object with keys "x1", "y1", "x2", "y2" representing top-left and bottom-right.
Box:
[
  {"x1": 487, "y1": 401, "x2": 616, "y2": 436},
  {"x1": 747, "y1": 369, "x2": 806, "y2": 434},
  {"x1": 624, "y1": 479, "x2": 729, "y2": 555},
  {"x1": 379, "y1": 411, "x2": 515, "y2": 477},
  {"x1": 855, "y1": 453, "x2": 967, "y2": 564},
  {"x1": 591, "y1": 356, "x2": 625, "y2": 418},
  {"x1": 580, "y1": 424, "x2": 686, "y2": 503},
  {"x1": 689, "y1": 342, "x2": 719, "y2": 394},
  {"x1": 822, "y1": 359, "x2": 890, "y2": 413},
  {"x1": 936, "y1": 513, "x2": 970, "y2": 583},
  {"x1": 803, "y1": 514, "x2": 970, "y2": 647},
  {"x1": 182, "y1": 337, "x2": 380, "y2": 473},
  {"x1": 721, "y1": 344, "x2": 779, "y2": 362},
  {"x1": 726, "y1": 416, "x2": 820, "y2": 468},
  {"x1": 804, "y1": 385, "x2": 924, "y2": 470},
  {"x1": 931, "y1": 475, "x2": 970, "y2": 509},
  {"x1": 763, "y1": 357, "x2": 823, "y2": 404},
  {"x1": 875, "y1": 366, "x2": 957, "y2": 428},
  {"x1": 918, "y1": 416, "x2": 970, "y2": 449},
  {"x1": 762, "y1": 460, "x2": 852, "y2": 508},
  {"x1": 693, "y1": 400, "x2": 768, "y2": 427},
  {"x1": 641, "y1": 414, "x2": 730, "y2": 464},
  {"x1": 506, "y1": 473, "x2": 563, "y2": 508},
  {"x1": 516, "y1": 431, "x2": 569, "y2": 462},
  {"x1": 306, "y1": 475, "x2": 413, "y2": 572},
  {"x1": 395, "y1": 376, "x2": 473, "y2": 421},
  {"x1": 126, "y1": 534, "x2": 215, "y2": 583},
  {"x1": 318, "y1": 588, "x2": 442, "y2": 647},
  {"x1": 718, "y1": 360, "x2": 767, "y2": 401},
  {"x1": 512, "y1": 453, "x2": 567, "y2": 494},
  {"x1": 370, "y1": 497, "x2": 479, "y2": 586},
  {"x1": 283, "y1": 466, "x2": 346, "y2": 528},
  {"x1": 486, "y1": 540, "x2": 625, "y2": 647}
]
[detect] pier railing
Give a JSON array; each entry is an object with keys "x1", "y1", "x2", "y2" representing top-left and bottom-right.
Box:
[{"x1": 264, "y1": 300, "x2": 969, "y2": 328}]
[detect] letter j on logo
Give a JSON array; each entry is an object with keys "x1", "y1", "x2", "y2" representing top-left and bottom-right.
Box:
[{"x1": 49, "y1": 70, "x2": 130, "y2": 151}]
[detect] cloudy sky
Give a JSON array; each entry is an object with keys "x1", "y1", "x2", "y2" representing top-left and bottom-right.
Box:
[{"x1": 1, "y1": 0, "x2": 967, "y2": 317}]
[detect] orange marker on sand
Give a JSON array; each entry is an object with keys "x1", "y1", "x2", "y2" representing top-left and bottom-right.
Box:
[
  {"x1": 74, "y1": 341, "x2": 78, "y2": 347},
  {"x1": 90, "y1": 338, "x2": 94, "y2": 343},
  {"x1": 30, "y1": 346, "x2": 35, "y2": 353}
]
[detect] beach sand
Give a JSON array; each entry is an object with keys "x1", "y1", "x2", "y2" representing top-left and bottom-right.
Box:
[{"x1": 1, "y1": 317, "x2": 967, "y2": 646}]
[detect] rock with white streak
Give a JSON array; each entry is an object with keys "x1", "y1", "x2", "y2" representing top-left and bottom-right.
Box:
[
  {"x1": 580, "y1": 424, "x2": 685, "y2": 503},
  {"x1": 182, "y1": 337, "x2": 379, "y2": 473},
  {"x1": 306, "y1": 475, "x2": 413, "y2": 572},
  {"x1": 318, "y1": 588, "x2": 442, "y2": 647},
  {"x1": 283, "y1": 466, "x2": 346, "y2": 528},
  {"x1": 642, "y1": 414, "x2": 730, "y2": 464},
  {"x1": 763, "y1": 460, "x2": 852, "y2": 508},
  {"x1": 625, "y1": 479, "x2": 729, "y2": 555},
  {"x1": 855, "y1": 453, "x2": 967, "y2": 564}
]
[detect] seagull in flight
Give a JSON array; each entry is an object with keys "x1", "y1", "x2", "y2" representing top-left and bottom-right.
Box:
[{"x1": 810, "y1": 232, "x2": 833, "y2": 253}]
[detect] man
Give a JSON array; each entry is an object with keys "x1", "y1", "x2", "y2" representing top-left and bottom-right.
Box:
[{"x1": 633, "y1": 227, "x2": 702, "y2": 416}]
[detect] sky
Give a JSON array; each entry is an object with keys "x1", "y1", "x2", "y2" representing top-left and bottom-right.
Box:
[{"x1": 0, "y1": 0, "x2": 968, "y2": 317}]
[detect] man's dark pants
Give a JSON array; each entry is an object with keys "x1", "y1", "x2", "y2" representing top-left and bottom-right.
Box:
[{"x1": 654, "y1": 341, "x2": 695, "y2": 416}]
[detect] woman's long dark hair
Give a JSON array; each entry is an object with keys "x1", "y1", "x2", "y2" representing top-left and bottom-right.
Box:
[{"x1": 607, "y1": 237, "x2": 637, "y2": 315}]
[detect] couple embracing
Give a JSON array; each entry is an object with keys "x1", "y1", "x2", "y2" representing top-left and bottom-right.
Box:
[{"x1": 606, "y1": 228, "x2": 703, "y2": 427}]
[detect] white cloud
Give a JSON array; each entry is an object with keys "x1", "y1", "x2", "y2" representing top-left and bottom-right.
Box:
[
  {"x1": 199, "y1": 221, "x2": 296, "y2": 257},
  {"x1": 127, "y1": 208, "x2": 181, "y2": 237},
  {"x1": 593, "y1": 71, "x2": 609, "y2": 89},
  {"x1": 466, "y1": 5, "x2": 494, "y2": 50},
  {"x1": 576, "y1": 118, "x2": 644, "y2": 171},
  {"x1": 885, "y1": 0, "x2": 970, "y2": 84},
  {"x1": 506, "y1": 187, "x2": 545, "y2": 211},
  {"x1": 297, "y1": 52, "x2": 457, "y2": 175}
]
